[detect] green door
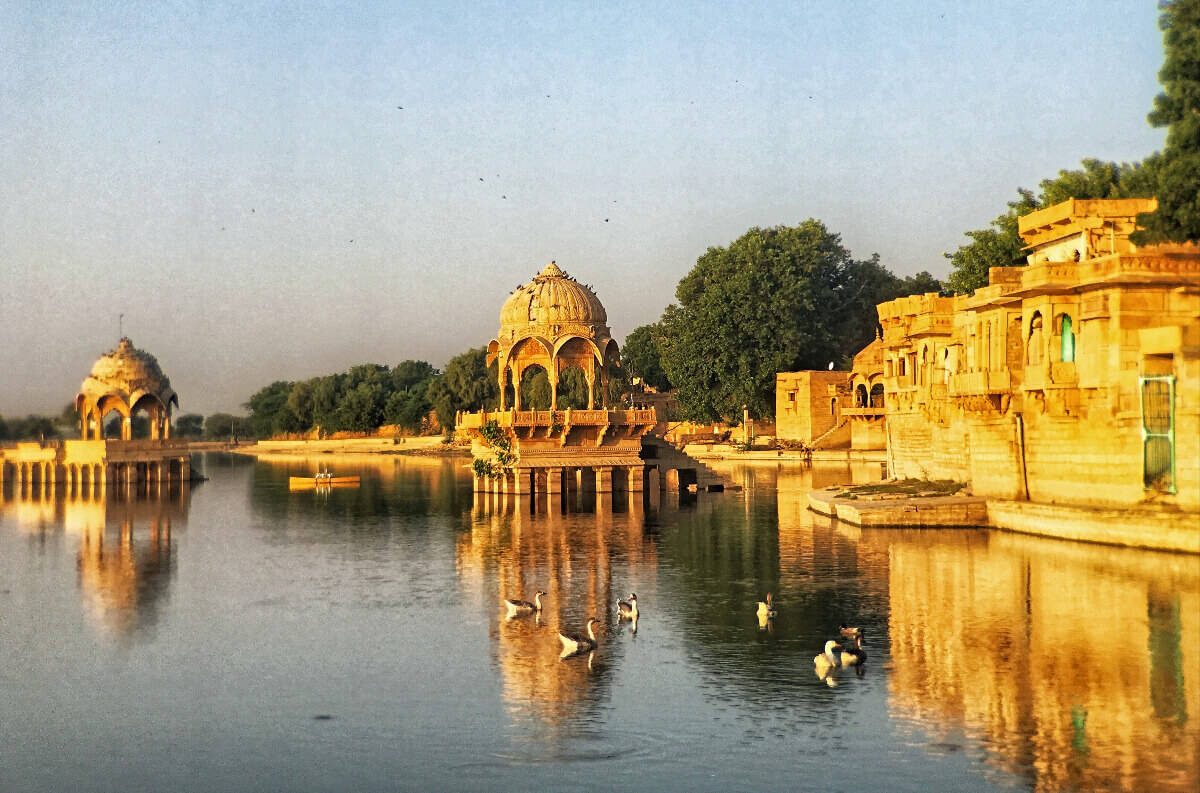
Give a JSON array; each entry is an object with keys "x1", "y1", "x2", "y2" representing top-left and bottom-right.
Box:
[{"x1": 1140, "y1": 375, "x2": 1176, "y2": 493}]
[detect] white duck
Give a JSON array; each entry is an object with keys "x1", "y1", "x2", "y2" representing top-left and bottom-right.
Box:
[
  {"x1": 558, "y1": 617, "x2": 600, "y2": 658},
  {"x1": 756, "y1": 593, "x2": 777, "y2": 620},
  {"x1": 504, "y1": 591, "x2": 545, "y2": 618},
  {"x1": 813, "y1": 639, "x2": 842, "y2": 677}
]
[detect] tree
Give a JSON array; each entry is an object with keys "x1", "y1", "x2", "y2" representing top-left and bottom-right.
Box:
[
  {"x1": 622, "y1": 324, "x2": 671, "y2": 391},
  {"x1": 426, "y1": 347, "x2": 499, "y2": 431},
  {"x1": 1135, "y1": 0, "x2": 1200, "y2": 243},
  {"x1": 896, "y1": 271, "x2": 946, "y2": 297},
  {"x1": 204, "y1": 413, "x2": 244, "y2": 440},
  {"x1": 657, "y1": 221, "x2": 906, "y2": 422},
  {"x1": 338, "y1": 381, "x2": 385, "y2": 431},
  {"x1": 244, "y1": 380, "x2": 301, "y2": 438},
  {"x1": 286, "y1": 380, "x2": 315, "y2": 429},
  {"x1": 310, "y1": 374, "x2": 344, "y2": 433},
  {"x1": 946, "y1": 159, "x2": 1159, "y2": 294},
  {"x1": 384, "y1": 360, "x2": 437, "y2": 431},
  {"x1": 174, "y1": 413, "x2": 205, "y2": 437}
]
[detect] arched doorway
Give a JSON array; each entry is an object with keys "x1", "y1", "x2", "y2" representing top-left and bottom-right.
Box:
[{"x1": 519, "y1": 365, "x2": 552, "y2": 410}]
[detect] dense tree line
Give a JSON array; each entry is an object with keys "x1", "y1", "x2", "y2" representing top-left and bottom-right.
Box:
[
  {"x1": 625, "y1": 220, "x2": 944, "y2": 423},
  {"x1": 0, "y1": 414, "x2": 64, "y2": 441},
  {"x1": 239, "y1": 353, "x2": 503, "y2": 440}
]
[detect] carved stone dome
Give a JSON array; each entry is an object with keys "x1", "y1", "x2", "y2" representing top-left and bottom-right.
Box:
[
  {"x1": 499, "y1": 261, "x2": 608, "y2": 334},
  {"x1": 77, "y1": 337, "x2": 178, "y2": 410}
]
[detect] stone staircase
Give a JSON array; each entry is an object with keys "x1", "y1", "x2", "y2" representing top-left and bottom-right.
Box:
[
  {"x1": 809, "y1": 418, "x2": 850, "y2": 450},
  {"x1": 641, "y1": 435, "x2": 736, "y2": 492}
]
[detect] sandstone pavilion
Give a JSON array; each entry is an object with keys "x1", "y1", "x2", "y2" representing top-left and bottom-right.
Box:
[
  {"x1": 0, "y1": 337, "x2": 191, "y2": 496},
  {"x1": 459, "y1": 262, "x2": 659, "y2": 497}
]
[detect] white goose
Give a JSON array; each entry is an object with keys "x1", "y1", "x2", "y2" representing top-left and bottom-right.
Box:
[
  {"x1": 813, "y1": 639, "x2": 842, "y2": 677},
  {"x1": 504, "y1": 591, "x2": 546, "y2": 618},
  {"x1": 558, "y1": 617, "x2": 600, "y2": 657}
]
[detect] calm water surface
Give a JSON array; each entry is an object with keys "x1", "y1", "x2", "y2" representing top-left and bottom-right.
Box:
[{"x1": 1, "y1": 453, "x2": 1197, "y2": 792}]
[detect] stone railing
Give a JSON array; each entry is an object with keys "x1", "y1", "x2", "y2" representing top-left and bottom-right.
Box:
[
  {"x1": 949, "y1": 370, "x2": 1011, "y2": 396},
  {"x1": 461, "y1": 408, "x2": 657, "y2": 429},
  {"x1": 105, "y1": 438, "x2": 189, "y2": 452},
  {"x1": 1023, "y1": 363, "x2": 1078, "y2": 391},
  {"x1": 1020, "y1": 261, "x2": 1079, "y2": 291},
  {"x1": 841, "y1": 407, "x2": 885, "y2": 418},
  {"x1": 1080, "y1": 251, "x2": 1200, "y2": 284},
  {"x1": 1049, "y1": 361, "x2": 1078, "y2": 386},
  {"x1": 909, "y1": 314, "x2": 954, "y2": 336}
]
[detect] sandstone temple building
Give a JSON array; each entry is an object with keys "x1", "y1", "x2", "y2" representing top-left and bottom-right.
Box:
[{"x1": 777, "y1": 198, "x2": 1199, "y2": 551}]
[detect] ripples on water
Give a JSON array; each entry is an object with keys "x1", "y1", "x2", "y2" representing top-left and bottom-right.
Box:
[{"x1": 0, "y1": 453, "x2": 1196, "y2": 792}]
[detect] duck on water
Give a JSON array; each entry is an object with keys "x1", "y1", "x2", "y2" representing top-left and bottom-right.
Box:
[
  {"x1": 504, "y1": 591, "x2": 546, "y2": 618},
  {"x1": 558, "y1": 618, "x2": 600, "y2": 658}
]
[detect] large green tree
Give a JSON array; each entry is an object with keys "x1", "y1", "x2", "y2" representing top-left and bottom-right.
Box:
[
  {"x1": 244, "y1": 380, "x2": 301, "y2": 438},
  {"x1": 945, "y1": 158, "x2": 1159, "y2": 294},
  {"x1": 1136, "y1": 0, "x2": 1200, "y2": 243},
  {"x1": 622, "y1": 323, "x2": 671, "y2": 391},
  {"x1": 657, "y1": 221, "x2": 914, "y2": 422}
]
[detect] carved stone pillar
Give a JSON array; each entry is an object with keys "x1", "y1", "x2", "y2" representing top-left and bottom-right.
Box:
[
  {"x1": 627, "y1": 465, "x2": 644, "y2": 493},
  {"x1": 546, "y1": 467, "x2": 563, "y2": 496},
  {"x1": 595, "y1": 466, "x2": 613, "y2": 493}
]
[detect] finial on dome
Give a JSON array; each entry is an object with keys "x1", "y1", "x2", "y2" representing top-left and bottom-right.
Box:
[{"x1": 540, "y1": 261, "x2": 565, "y2": 278}]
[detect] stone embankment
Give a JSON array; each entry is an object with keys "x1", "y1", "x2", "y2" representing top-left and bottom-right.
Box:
[
  {"x1": 808, "y1": 486, "x2": 987, "y2": 528},
  {"x1": 225, "y1": 436, "x2": 467, "y2": 456},
  {"x1": 809, "y1": 483, "x2": 1199, "y2": 553}
]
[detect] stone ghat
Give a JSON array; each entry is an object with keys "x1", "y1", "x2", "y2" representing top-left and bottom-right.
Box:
[
  {"x1": 808, "y1": 487, "x2": 1199, "y2": 552},
  {"x1": 808, "y1": 487, "x2": 988, "y2": 528}
]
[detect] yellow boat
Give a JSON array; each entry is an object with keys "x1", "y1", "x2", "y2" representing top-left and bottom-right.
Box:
[{"x1": 289, "y1": 474, "x2": 361, "y2": 490}]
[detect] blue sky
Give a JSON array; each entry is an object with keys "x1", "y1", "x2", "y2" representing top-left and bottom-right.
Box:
[{"x1": 0, "y1": 1, "x2": 1166, "y2": 416}]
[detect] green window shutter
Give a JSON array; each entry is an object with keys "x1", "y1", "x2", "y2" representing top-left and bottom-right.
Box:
[
  {"x1": 1060, "y1": 315, "x2": 1075, "y2": 363},
  {"x1": 1140, "y1": 375, "x2": 1176, "y2": 493}
]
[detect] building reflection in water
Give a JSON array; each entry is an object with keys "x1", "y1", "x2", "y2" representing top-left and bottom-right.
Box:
[
  {"x1": 861, "y1": 528, "x2": 1200, "y2": 792},
  {"x1": 458, "y1": 488, "x2": 657, "y2": 731},
  {"x1": 1, "y1": 479, "x2": 190, "y2": 640}
]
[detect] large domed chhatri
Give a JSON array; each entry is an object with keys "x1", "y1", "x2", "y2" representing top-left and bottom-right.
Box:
[
  {"x1": 75, "y1": 338, "x2": 179, "y2": 440},
  {"x1": 489, "y1": 262, "x2": 620, "y2": 411},
  {"x1": 461, "y1": 262, "x2": 658, "y2": 501},
  {"x1": 498, "y1": 261, "x2": 608, "y2": 330}
]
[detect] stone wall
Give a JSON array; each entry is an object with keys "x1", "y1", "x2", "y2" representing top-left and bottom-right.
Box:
[
  {"x1": 876, "y1": 202, "x2": 1198, "y2": 519},
  {"x1": 775, "y1": 371, "x2": 848, "y2": 443}
]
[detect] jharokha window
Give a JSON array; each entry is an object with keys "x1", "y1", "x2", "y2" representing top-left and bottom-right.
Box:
[{"x1": 1027, "y1": 313, "x2": 1044, "y2": 365}]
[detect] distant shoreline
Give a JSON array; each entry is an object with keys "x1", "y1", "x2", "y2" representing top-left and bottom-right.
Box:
[{"x1": 201, "y1": 436, "x2": 470, "y2": 457}]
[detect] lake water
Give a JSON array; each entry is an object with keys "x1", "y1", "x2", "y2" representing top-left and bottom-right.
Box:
[{"x1": 1, "y1": 453, "x2": 1197, "y2": 793}]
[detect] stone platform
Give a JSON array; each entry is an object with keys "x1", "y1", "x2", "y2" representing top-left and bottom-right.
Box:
[{"x1": 807, "y1": 487, "x2": 988, "y2": 528}]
